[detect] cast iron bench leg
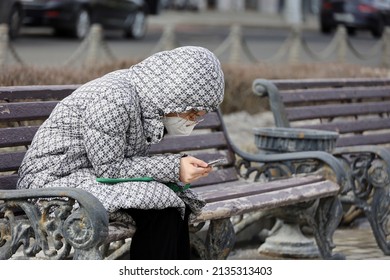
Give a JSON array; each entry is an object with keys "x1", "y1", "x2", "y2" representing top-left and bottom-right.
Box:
[
  {"x1": 190, "y1": 218, "x2": 235, "y2": 260},
  {"x1": 334, "y1": 148, "x2": 390, "y2": 255},
  {"x1": 305, "y1": 196, "x2": 345, "y2": 259}
]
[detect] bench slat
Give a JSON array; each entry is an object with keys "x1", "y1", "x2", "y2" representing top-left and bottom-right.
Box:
[
  {"x1": 286, "y1": 101, "x2": 390, "y2": 121},
  {"x1": 0, "y1": 174, "x2": 18, "y2": 190},
  {"x1": 149, "y1": 131, "x2": 228, "y2": 154},
  {"x1": 336, "y1": 133, "x2": 390, "y2": 147},
  {"x1": 0, "y1": 85, "x2": 77, "y2": 101},
  {"x1": 281, "y1": 87, "x2": 390, "y2": 104},
  {"x1": 273, "y1": 78, "x2": 390, "y2": 90},
  {"x1": 297, "y1": 118, "x2": 390, "y2": 135},
  {"x1": 194, "y1": 179, "x2": 340, "y2": 222},
  {"x1": 0, "y1": 151, "x2": 26, "y2": 172},
  {"x1": 197, "y1": 175, "x2": 324, "y2": 202},
  {"x1": 0, "y1": 126, "x2": 39, "y2": 148},
  {"x1": 0, "y1": 102, "x2": 59, "y2": 122}
]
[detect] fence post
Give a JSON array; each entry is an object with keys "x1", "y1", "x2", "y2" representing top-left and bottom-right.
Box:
[
  {"x1": 382, "y1": 27, "x2": 390, "y2": 69},
  {"x1": 0, "y1": 25, "x2": 9, "y2": 67},
  {"x1": 85, "y1": 24, "x2": 102, "y2": 67},
  {"x1": 335, "y1": 25, "x2": 347, "y2": 64},
  {"x1": 151, "y1": 24, "x2": 179, "y2": 54},
  {"x1": 287, "y1": 26, "x2": 302, "y2": 64},
  {"x1": 228, "y1": 24, "x2": 242, "y2": 64}
]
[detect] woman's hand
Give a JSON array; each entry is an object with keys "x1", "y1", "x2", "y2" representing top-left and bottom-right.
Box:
[{"x1": 179, "y1": 156, "x2": 212, "y2": 184}]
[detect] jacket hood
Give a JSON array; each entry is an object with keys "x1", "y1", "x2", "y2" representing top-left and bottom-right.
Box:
[{"x1": 130, "y1": 46, "x2": 225, "y2": 143}]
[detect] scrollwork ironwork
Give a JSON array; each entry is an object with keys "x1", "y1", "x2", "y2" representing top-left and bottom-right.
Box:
[
  {"x1": 335, "y1": 151, "x2": 390, "y2": 254},
  {"x1": 0, "y1": 188, "x2": 109, "y2": 260},
  {"x1": 236, "y1": 157, "x2": 325, "y2": 183}
]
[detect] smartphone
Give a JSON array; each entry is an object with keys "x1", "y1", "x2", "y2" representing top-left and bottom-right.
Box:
[{"x1": 207, "y1": 158, "x2": 226, "y2": 167}]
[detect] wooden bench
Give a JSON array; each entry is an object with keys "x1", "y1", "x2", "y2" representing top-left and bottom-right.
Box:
[
  {"x1": 0, "y1": 85, "x2": 349, "y2": 260},
  {"x1": 252, "y1": 77, "x2": 390, "y2": 255}
]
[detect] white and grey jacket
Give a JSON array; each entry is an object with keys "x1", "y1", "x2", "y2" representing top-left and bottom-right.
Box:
[{"x1": 17, "y1": 46, "x2": 225, "y2": 222}]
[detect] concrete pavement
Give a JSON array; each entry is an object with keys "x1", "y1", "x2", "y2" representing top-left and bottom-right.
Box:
[{"x1": 229, "y1": 219, "x2": 390, "y2": 260}]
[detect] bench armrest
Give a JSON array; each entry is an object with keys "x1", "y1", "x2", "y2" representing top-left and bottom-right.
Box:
[
  {"x1": 0, "y1": 187, "x2": 109, "y2": 260},
  {"x1": 229, "y1": 137, "x2": 351, "y2": 193},
  {"x1": 252, "y1": 78, "x2": 290, "y2": 127}
]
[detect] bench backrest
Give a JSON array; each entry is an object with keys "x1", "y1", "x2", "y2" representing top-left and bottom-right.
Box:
[
  {"x1": 253, "y1": 78, "x2": 390, "y2": 148},
  {"x1": 0, "y1": 85, "x2": 238, "y2": 190}
]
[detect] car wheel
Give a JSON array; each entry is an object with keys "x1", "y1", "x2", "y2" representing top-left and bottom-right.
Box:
[
  {"x1": 346, "y1": 27, "x2": 356, "y2": 36},
  {"x1": 124, "y1": 11, "x2": 146, "y2": 39},
  {"x1": 371, "y1": 19, "x2": 384, "y2": 38},
  {"x1": 320, "y1": 21, "x2": 333, "y2": 34},
  {"x1": 72, "y1": 9, "x2": 91, "y2": 39},
  {"x1": 8, "y1": 6, "x2": 22, "y2": 39}
]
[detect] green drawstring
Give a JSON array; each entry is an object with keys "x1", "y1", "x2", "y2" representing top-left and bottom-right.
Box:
[{"x1": 96, "y1": 177, "x2": 190, "y2": 192}]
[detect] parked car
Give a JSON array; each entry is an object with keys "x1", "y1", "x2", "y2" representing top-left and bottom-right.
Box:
[
  {"x1": 0, "y1": 0, "x2": 23, "y2": 39},
  {"x1": 21, "y1": 0, "x2": 148, "y2": 39},
  {"x1": 319, "y1": 0, "x2": 390, "y2": 38}
]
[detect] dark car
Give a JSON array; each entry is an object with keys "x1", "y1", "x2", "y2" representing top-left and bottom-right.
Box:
[
  {"x1": 319, "y1": 0, "x2": 390, "y2": 38},
  {"x1": 21, "y1": 0, "x2": 148, "y2": 39},
  {"x1": 0, "y1": 0, "x2": 23, "y2": 39}
]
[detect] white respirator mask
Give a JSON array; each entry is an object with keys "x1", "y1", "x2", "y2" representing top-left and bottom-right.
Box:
[{"x1": 162, "y1": 116, "x2": 202, "y2": 136}]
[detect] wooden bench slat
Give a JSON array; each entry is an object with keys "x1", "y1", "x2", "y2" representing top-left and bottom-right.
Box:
[
  {"x1": 273, "y1": 78, "x2": 390, "y2": 90},
  {"x1": 0, "y1": 126, "x2": 39, "y2": 148},
  {"x1": 336, "y1": 133, "x2": 390, "y2": 147},
  {"x1": 0, "y1": 85, "x2": 77, "y2": 101},
  {"x1": 194, "y1": 180, "x2": 340, "y2": 222},
  {"x1": 286, "y1": 101, "x2": 390, "y2": 121},
  {"x1": 0, "y1": 174, "x2": 18, "y2": 190},
  {"x1": 149, "y1": 131, "x2": 228, "y2": 154},
  {"x1": 281, "y1": 87, "x2": 390, "y2": 104},
  {"x1": 297, "y1": 118, "x2": 390, "y2": 135},
  {"x1": 196, "y1": 175, "x2": 324, "y2": 202},
  {"x1": 0, "y1": 102, "x2": 59, "y2": 121},
  {"x1": 0, "y1": 151, "x2": 26, "y2": 172}
]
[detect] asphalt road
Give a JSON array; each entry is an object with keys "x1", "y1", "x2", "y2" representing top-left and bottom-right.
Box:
[{"x1": 10, "y1": 22, "x2": 383, "y2": 67}]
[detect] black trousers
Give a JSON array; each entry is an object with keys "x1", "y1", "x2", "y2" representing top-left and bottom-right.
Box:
[{"x1": 126, "y1": 207, "x2": 191, "y2": 260}]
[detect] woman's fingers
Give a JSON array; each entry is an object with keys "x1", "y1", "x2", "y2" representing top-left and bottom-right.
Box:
[{"x1": 179, "y1": 156, "x2": 213, "y2": 183}]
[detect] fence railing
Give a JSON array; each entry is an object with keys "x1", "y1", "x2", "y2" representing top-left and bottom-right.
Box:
[{"x1": 1, "y1": 23, "x2": 390, "y2": 69}]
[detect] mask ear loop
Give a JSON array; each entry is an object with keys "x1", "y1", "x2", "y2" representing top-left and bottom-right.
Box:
[
  {"x1": 186, "y1": 118, "x2": 204, "y2": 127},
  {"x1": 163, "y1": 114, "x2": 187, "y2": 125}
]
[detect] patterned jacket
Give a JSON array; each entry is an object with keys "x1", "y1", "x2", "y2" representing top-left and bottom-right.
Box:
[{"x1": 17, "y1": 46, "x2": 225, "y2": 221}]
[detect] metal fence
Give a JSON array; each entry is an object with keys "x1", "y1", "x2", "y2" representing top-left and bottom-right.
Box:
[{"x1": 1, "y1": 23, "x2": 389, "y2": 69}]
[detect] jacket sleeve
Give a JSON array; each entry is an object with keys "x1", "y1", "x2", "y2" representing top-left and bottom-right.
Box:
[{"x1": 81, "y1": 94, "x2": 182, "y2": 183}]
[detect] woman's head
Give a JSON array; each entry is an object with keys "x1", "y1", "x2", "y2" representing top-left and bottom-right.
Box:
[
  {"x1": 132, "y1": 46, "x2": 224, "y2": 116},
  {"x1": 131, "y1": 46, "x2": 224, "y2": 142}
]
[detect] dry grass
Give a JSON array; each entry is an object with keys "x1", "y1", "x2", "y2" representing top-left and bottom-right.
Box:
[{"x1": 1, "y1": 60, "x2": 389, "y2": 114}]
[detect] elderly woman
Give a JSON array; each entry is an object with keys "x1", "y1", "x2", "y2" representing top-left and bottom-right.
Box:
[{"x1": 17, "y1": 46, "x2": 225, "y2": 260}]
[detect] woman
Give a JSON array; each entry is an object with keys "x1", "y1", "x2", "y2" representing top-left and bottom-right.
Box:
[{"x1": 17, "y1": 46, "x2": 225, "y2": 259}]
